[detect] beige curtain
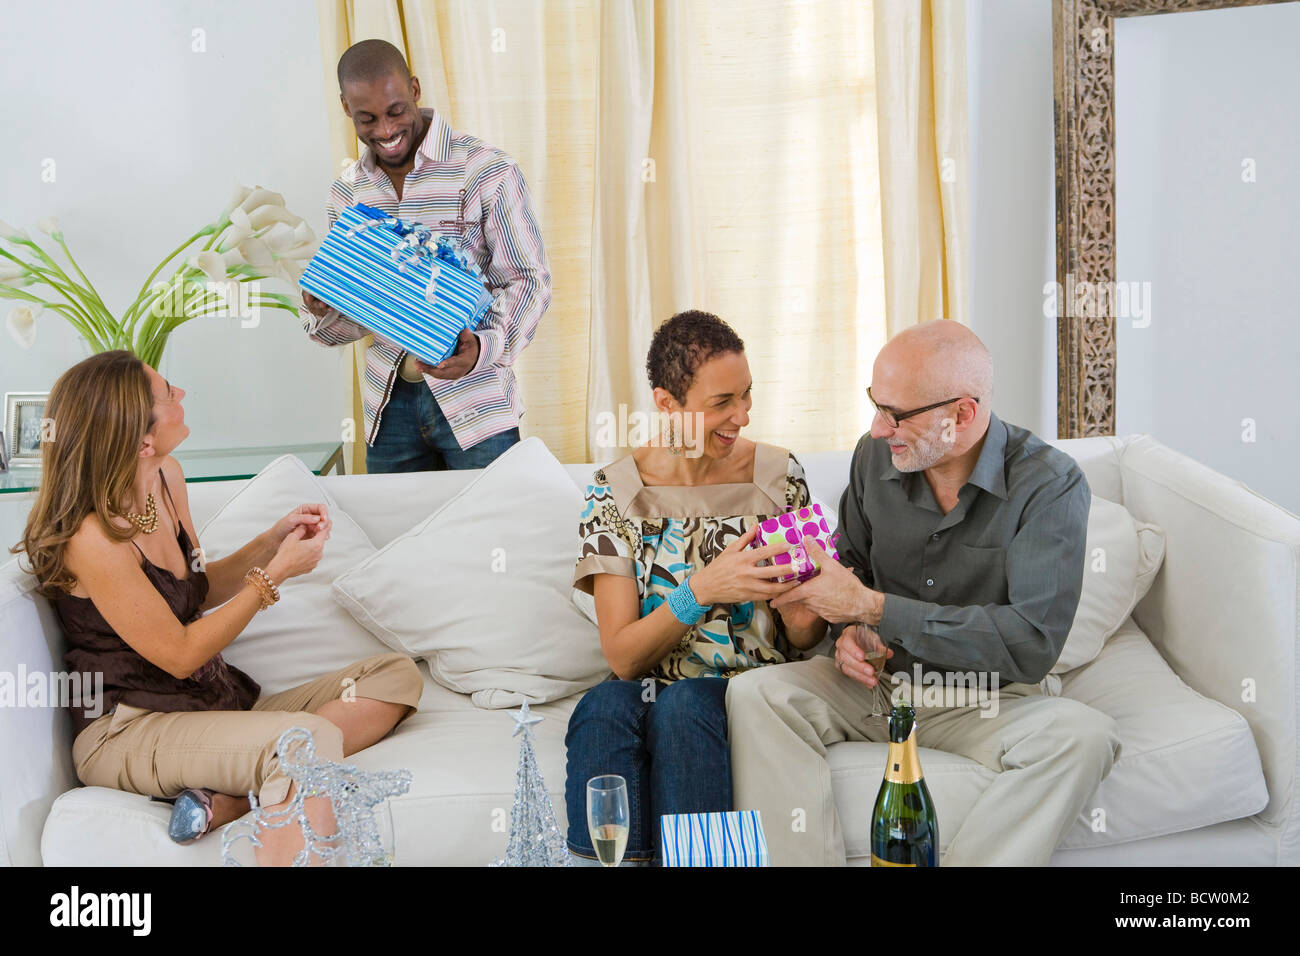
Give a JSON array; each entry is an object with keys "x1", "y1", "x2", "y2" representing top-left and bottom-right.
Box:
[
  {"x1": 873, "y1": 0, "x2": 968, "y2": 336},
  {"x1": 313, "y1": 0, "x2": 967, "y2": 464}
]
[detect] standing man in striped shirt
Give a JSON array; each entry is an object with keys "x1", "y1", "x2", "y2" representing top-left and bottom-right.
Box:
[{"x1": 300, "y1": 39, "x2": 551, "y2": 472}]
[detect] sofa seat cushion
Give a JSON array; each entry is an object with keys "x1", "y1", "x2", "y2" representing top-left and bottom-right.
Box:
[
  {"x1": 42, "y1": 786, "x2": 219, "y2": 866},
  {"x1": 41, "y1": 617, "x2": 1267, "y2": 866},
  {"x1": 1056, "y1": 617, "x2": 1268, "y2": 848},
  {"x1": 415, "y1": 661, "x2": 583, "y2": 723},
  {"x1": 829, "y1": 616, "x2": 1266, "y2": 862},
  {"x1": 41, "y1": 683, "x2": 582, "y2": 867}
]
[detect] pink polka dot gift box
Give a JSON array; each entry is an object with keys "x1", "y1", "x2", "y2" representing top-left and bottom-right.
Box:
[{"x1": 750, "y1": 504, "x2": 841, "y2": 584}]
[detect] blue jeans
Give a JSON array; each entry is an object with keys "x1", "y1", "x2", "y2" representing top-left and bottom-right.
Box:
[
  {"x1": 365, "y1": 374, "x2": 520, "y2": 473},
  {"x1": 564, "y1": 677, "x2": 732, "y2": 864}
]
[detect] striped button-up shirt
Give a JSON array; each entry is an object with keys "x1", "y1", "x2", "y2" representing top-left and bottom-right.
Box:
[{"x1": 300, "y1": 108, "x2": 551, "y2": 450}]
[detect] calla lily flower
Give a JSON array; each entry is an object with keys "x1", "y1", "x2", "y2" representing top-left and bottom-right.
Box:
[
  {"x1": 220, "y1": 181, "x2": 254, "y2": 218},
  {"x1": 247, "y1": 204, "x2": 301, "y2": 231},
  {"x1": 236, "y1": 237, "x2": 274, "y2": 269},
  {"x1": 0, "y1": 220, "x2": 29, "y2": 242},
  {"x1": 1, "y1": 179, "x2": 308, "y2": 366},
  {"x1": 261, "y1": 222, "x2": 298, "y2": 253},
  {"x1": 189, "y1": 251, "x2": 228, "y2": 283},
  {"x1": 279, "y1": 240, "x2": 320, "y2": 261},
  {"x1": 215, "y1": 207, "x2": 255, "y2": 249},
  {"x1": 189, "y1": 248, "x2": 247, "y2": 283},
  {"x1": 239, "y1": 188, "x2": 285, "y2": 213},
  {"x1": 6, "y1": 304, "x2": 39, "y2": 349}
]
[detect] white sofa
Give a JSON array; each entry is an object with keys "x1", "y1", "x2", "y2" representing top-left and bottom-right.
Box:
[{"x1": 2, "y1": 434, "x2": 1297, "y2": 866}]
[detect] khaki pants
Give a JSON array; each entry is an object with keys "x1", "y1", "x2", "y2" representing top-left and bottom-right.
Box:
[
  {"x1": 73, "y1": 653, "x2": 423, "y2": 807},
  {"x1": 725, "y1": 655, "x2": 1122, "y2": 866}
]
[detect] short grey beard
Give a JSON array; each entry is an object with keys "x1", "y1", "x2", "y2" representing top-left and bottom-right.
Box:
[{"x1": 893, "y1": 421, "x2": 952, "y2": 473}]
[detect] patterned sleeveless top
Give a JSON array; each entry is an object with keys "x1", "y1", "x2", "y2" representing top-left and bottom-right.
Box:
[{"x1": 53, "y1": 469, "x2": 260, "y2": 737}]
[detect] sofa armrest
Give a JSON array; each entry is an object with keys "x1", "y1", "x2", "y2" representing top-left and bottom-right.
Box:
[{"x1": 1118, "y1": 436, "x2": 1300, "y2": 859}]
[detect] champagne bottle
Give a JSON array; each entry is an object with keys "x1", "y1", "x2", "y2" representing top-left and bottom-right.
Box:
[{"x1": 870, "y1": 702, "x2": 939, "y2": 866}]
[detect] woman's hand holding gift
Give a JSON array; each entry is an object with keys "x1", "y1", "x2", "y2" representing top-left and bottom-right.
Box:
[{"x1": 688, "y1": 526, "x2": 801, "y2": 606}]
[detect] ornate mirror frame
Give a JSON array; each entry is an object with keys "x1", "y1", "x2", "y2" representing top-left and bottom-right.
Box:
[{"x1": 1051, "y1": 0, "x2": 1290, "y2": 437}]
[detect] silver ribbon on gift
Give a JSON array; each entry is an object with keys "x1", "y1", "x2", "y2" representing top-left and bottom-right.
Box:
[{"x1": 345, "y1": 214, "x2": 479, "y2": 305}]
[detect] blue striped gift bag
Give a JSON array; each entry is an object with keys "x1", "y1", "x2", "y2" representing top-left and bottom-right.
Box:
[
  {"x1": 299, "y1": 203, "x2": 494, "y2": 365},
  {"x1": 659, "y1": 810, "x2": 769, "y2": 867}
]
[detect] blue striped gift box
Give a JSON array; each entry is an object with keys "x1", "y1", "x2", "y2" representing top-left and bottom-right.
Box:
[
  {"x1": 659, "y1": 810, "x2": 769, "y2": 867},
  {"x1": 299, "y1": 203, "x2": 494, "y2": 365}
]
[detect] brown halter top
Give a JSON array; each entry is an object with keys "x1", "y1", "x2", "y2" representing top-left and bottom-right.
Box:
[{"x1": 53, "y1": 468, "x2": 260, "y2": 737}]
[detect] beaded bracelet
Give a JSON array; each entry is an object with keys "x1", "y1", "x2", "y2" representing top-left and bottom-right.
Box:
[
  {"x1": 242, "y1": 572, "x2": 271, "y2": 611},
  {"x1": 667, "y1": 578, "x2": 707, "y2": 626},
  {"x1": 248, "y1": 566, "x2": 281, "y2": 603},
  {"x1": 244, "y1": 566, "x2": 280, "y2": 611}
]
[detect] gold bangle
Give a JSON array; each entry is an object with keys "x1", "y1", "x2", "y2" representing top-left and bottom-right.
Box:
[
  {"x1": 247, "y1": 566, "x2": 280, "y2": 603},
  {"x1": 244, "y1": 575, "x2": 271, "y2": 611},
  {"x1": 244, "y1": 567, "x2": 279, "y2": 611},
  {"x1": 250, "y1": 566, "x2": 280, "y2": 600}
]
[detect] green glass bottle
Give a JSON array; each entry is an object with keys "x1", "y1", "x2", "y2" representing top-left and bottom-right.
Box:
[{"x1": 870, "y1": 702, "x2": 939, "y2": 866}]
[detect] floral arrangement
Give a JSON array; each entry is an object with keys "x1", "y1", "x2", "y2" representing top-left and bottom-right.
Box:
[{"x1": 1, "y1": 183, "x2": 316, "y2": 367}]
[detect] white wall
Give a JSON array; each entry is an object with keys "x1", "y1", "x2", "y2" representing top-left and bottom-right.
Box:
[
  {"x1": 4, "y1": 0, "x2": 1295, "y2": 516},
  {"x1": 1115, "y1": 4, "x2": 1300, "y2": 514},
  {"x1": 965, "y1": 0, "x2": 1058, "y2": 440},
  {"x1": 0, "y1": 0, "x2": 346, "y2": 452},
  {"x1": 966, "y1": 0, "x2": 1299, "y2": 514}
]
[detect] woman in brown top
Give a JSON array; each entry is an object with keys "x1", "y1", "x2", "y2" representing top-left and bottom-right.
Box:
[{"x1": 13, "y1": 350, "x2": 423, "y2": 865}]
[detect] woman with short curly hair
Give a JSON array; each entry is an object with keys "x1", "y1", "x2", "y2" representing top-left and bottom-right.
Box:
[{"x1": 565, "y1": 310, "x2": 827, "y2": 864}]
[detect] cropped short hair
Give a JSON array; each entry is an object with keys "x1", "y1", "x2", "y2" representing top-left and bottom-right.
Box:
[{"x1": 646, "y1": 310, "x2": 745, "y2": 404}]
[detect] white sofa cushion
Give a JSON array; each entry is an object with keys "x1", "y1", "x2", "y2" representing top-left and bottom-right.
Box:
[
  {"x1": 1052, "y1": 496, "x2": 1166, "y2": 675},
  {"x1": 0, "y1": 559, "x2": 80, "y2": 867},
  {"x1": 333, "y1": 437, "x2": 610, "y2": 708},
  {"x1": 825, "y1": 617, "x2": 1266, "y2": 862},
  {"x1": 40, "y1": 661, "x2": 583, "y2": 867},
  {"x1": 1055, "y1": 617, "x2": 1268, "y2": 848},
  {"x1": 197, "y1": 454, "x2": 392, "y2": 695}
]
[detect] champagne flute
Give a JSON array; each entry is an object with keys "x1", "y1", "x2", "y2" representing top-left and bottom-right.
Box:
[
  {"x1": 858, "y1": 623, "x2": 889, "y2": 718},
  {"x1": 587, "y1": 775, "x2": 630, "y2": 867}
]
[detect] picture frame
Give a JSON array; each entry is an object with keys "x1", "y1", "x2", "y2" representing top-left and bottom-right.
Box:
[
  {"x1": 3, "y1": 391, "x2": 51, "y2": 466},
  {"x1": 1051, "y1": 0, "x2": 1289, "y2": 437}
]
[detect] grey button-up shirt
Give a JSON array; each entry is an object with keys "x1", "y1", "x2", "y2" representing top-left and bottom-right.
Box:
[{"x1": 836, "y1": 413, "x2": 1090, "y2": 686}]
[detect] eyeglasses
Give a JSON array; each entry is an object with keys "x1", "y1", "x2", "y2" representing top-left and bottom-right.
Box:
[{"x1": 866, "y1": 387, "x2": 978, "y2": 428}]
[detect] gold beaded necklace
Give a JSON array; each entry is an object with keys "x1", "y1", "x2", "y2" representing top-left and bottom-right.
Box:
[{"x1": 124, "y1": 492, "x2": 159, "y2": 534}]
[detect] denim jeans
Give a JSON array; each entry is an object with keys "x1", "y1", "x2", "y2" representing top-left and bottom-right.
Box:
[
  {"x1": 564, "y1": 677, "x2": 732, "y2": 864},
  {"x1": 365, "y1": 374, "x2": 520, "y2": 473}
]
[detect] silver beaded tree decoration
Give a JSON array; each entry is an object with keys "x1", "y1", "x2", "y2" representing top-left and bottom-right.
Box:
[
  {"x1": 221, "y1": 726, "x2": 412, "y2": 867},
  {"x1": 491, "y1": 701, "x2": 572, "y2": 867}
]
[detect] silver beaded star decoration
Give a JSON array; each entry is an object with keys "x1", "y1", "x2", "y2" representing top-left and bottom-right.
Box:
[
  {"x1": 490, "y1": 701, "x2": 572, "y2": 867},
  {"x1": 221, "y1": 726, "x2": 412, "y2": 867}
]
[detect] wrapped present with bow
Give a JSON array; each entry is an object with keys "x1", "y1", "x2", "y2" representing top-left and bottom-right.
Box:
[
  {"x1": 299, "y1": 202, "x2": 494, "y2": 365},
  {"x1": 750, "y1": 504, "x2": 841, "y2": 584},
  {"x1": 660, "y1": 810, "x2": 769, "y2": 867}
]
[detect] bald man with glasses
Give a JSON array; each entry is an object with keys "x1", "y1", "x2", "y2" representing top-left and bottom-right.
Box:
[{"x1": 726, "y1": 319, "x2": 1120, "y2": 866}]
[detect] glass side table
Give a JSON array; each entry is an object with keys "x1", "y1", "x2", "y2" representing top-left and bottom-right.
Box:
[{"x1": 0, "y1": 442, "x2": 345, "y2": 495}]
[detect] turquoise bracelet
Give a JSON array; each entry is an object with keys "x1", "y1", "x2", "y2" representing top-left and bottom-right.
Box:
[{"x1": 667, "y1": 578, "x2": 708, "y2": 626}]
